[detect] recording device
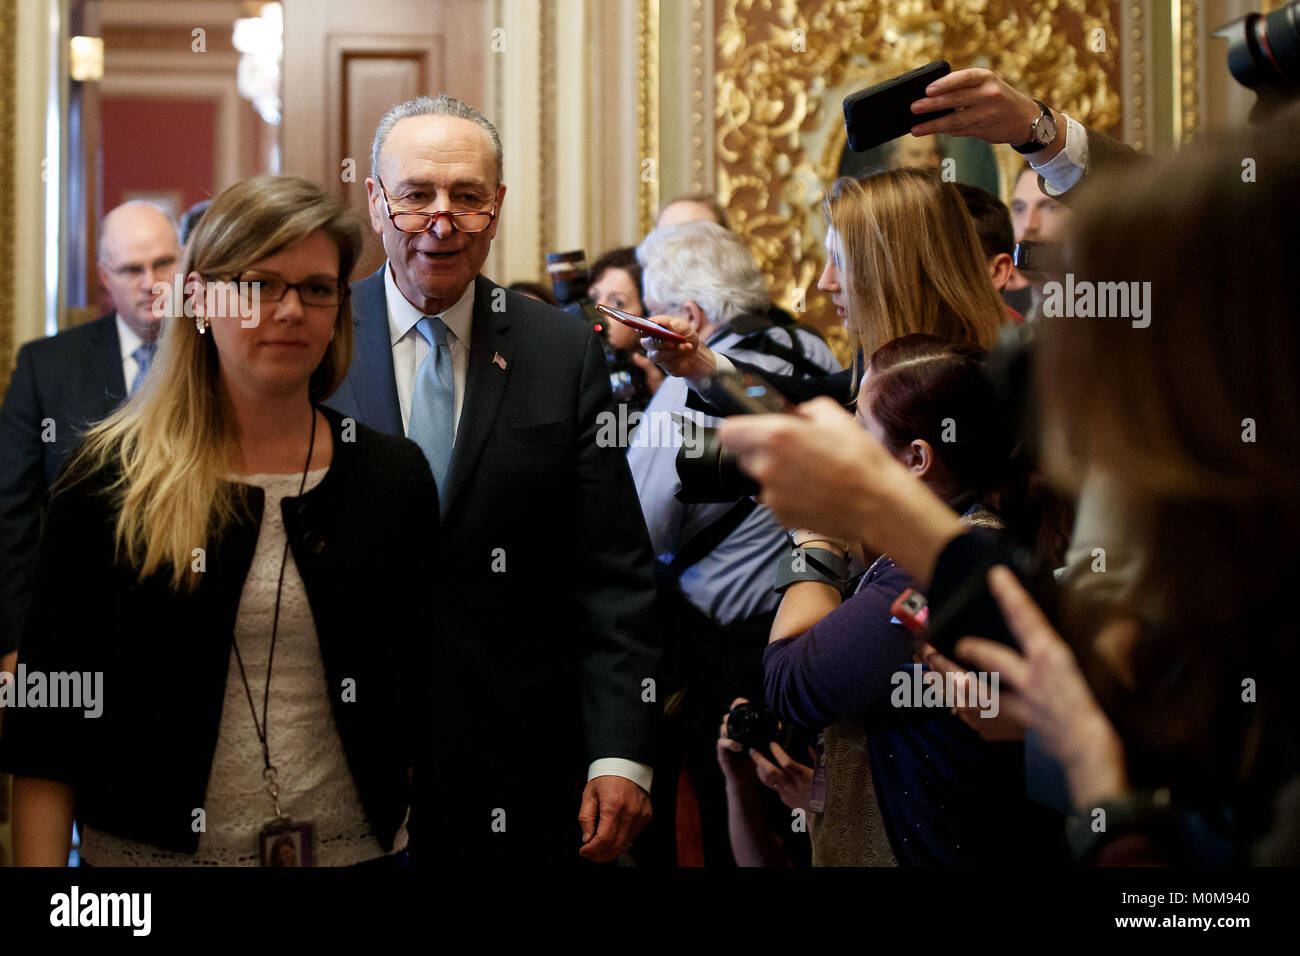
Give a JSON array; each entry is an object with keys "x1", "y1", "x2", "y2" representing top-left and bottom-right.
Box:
[
  {"x1": 891, "y1": 588, "x2": 931, "y2": 634},
  {"x1": 546, "y1": 249, "x2": 589, "y2": 306},
  {"x1": 674, "y1": 370, "x2": 790, "y2": 503},
  {"x1": 566, "y1": 297, "x2": 653, "y2": 412},
  {"x1": 726, "y1": 700, "x2": 810, "y2": 766},
  {"x1": 1216, "y1": 0, "x2": 1300, "y2": 122},
  {"x1": 1012, "y1": 239, "x2": 1070, "y2": 277},
  {"x1": 842, "y1": 60, "x2": 957, "y2": 153},
  {"x1": 675, "y1": 428, "x2": 760, "y2": 503},
  {"x1": 700, "y1": 369, "x2": 793, "y2": 416},
  {"x1": 594, "y1": 302, "x2": 689, "y2": 343}
]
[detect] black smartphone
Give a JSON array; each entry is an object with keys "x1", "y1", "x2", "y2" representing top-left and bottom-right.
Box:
[
  {"x1": 703, "y1": 369, "x2": 793, "y2": 416},
  {"x1": 1013, "y1": 240, "x2": 1069, "y2": 275},
  {"x1": 842, "y1": 59, "x2": 955, "y2": 153}
]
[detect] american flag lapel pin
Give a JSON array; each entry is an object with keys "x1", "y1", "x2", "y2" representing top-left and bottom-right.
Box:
[{"x1": 492, "y1": 351, "x2": 507, "y2": 370}]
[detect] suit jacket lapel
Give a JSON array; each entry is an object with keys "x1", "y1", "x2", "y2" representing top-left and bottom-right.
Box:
[
  {"x1": 440, "y1": 275, "x2": 512, "y2": 516},
  {"x1": 89, "y1": 314, "x2": 127, "y2": 418},
  {"x1": 347, "y1": 267, "x2": 403, "y2": 437}
]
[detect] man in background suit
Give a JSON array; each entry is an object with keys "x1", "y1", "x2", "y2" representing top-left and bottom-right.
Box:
[
  {"x1": 325, "y1": 94, "x2": 662, "y2": 863},
  {"x1": 0, "y1": 202, "x2": 180, "y2": 671}
]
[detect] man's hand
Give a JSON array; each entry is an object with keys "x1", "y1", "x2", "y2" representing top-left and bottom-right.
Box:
[
  {"x1": 909, "y1": 68, "x2": 1058, "y2": 157},
  {"x1": 640, "y1": 316, "x2": 717, "y2": 384},
  {"x1": 577, "y1": 774, "x2": 652, "y2": 862}
]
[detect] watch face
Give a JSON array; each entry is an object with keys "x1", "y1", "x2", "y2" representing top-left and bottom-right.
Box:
[{"x1": 1037, "y1": 111, "x2": 1057, "y2": 145}]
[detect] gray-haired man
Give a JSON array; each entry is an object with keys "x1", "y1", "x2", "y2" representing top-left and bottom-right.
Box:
[
  {"x1": 628, "y1": 221, "x2": 840, "y2": 864},
  {"x1": 325, "y1": 94, "x2": 662, "y2": 864}
]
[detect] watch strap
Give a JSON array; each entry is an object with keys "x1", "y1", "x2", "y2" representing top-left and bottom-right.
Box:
[{"x1": 1012, "y1": 100, "x2": 1054, "y2": 155}]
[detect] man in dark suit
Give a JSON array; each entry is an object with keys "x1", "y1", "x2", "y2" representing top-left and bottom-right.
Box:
[
  {"x1": 0, "y1": 202, "x2": 180, "y2": 671},
  {"x1": 325, "y1": 94, "x2": 662, "y2": 863}
]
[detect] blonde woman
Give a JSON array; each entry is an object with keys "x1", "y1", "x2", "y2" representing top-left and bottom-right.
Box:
[
  {"x1": 0, "y1": 175, "x2": 439, "y2": 866},
  {"x1": 643, "y1": 167, "x2": 1009, "y2": 401}
]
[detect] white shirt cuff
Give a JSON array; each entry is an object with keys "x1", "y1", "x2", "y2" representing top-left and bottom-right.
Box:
[
  {"x1": 587, "y1": 758, "x2": 653, "y2": 793},
  {"x1": 1029, "y1": 113, "x2": 1089, "y2": 196}
]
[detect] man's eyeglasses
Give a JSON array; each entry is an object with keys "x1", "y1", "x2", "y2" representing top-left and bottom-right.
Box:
[
  {"x1": 228, "y1": 273, "x2": 348, "y2": 308},
  {"x1": 376, "y1": 177, "x2": 498, "y2": 234}
]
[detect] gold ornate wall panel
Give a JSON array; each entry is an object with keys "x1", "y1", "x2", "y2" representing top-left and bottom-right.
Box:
[
  {"x1": 638, "y1": 0, "x2": 661, "y2": 236},
  {"x1": 712, "y1": 0, "x2": 1125, "y2": 332},
  {"x1": 0, "y1": 0, "x2": 14, "y2": 397}
]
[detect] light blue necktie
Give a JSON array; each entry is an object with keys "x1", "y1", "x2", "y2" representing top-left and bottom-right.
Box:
[
  {"x1": 407, "y1": 316, "x2": 455, "y2": 495},
  {"x1": 130, "y1": 341, "x2": 158, "y2": 396}
]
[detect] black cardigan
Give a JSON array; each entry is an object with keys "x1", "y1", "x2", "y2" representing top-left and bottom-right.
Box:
[{"x1": 0, "y1": 405, "x2": 439, "y2": 856}]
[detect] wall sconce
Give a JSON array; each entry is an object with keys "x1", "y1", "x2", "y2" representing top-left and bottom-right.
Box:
[{"x1": 69, "y1": 36, "x2": 104, "y2": 82}]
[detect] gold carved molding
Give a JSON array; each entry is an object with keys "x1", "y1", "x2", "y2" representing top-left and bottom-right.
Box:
[
  {"x1": 0, "y1": 0, "x2": 15, "y2": 397},
  {"x1": 638, "y1": 0, "x2": 661, "y2": 236},
  {"x1": 714, "y1": 0, "x2": 1123, "y2": 332},
  {"x1": 688, "y1": 0, "x2": 714, "y2": 193},
  {"x1": 1174, "y1": 0, "x2": 1201, "y2": 144},
  {"x1": 540, "y1": 0, "x2": 557, "y2": 259}
]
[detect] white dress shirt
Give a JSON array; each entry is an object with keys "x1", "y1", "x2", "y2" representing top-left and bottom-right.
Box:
[
  {"x1": 115, "y1": 314, "x2": 146, "y2": 394},
  {"x1": 382, "y1": 265, "x2": 652, "y2": 794}
]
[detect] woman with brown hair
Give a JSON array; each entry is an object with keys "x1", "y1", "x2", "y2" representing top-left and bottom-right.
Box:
[
  {"x1": 0, "y1": 174, "x2": 439, "y2": 866},
  {"x1": 642, "y1": 167, "x2": 1010, "y2": 399}
]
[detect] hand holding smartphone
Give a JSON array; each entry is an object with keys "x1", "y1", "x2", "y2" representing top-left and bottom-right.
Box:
[
  {"x1": 843, "y1": 60, "x2": 956, "y2": 153},
  {"x1": 594, "y1": 303, "x2": 689, "y2": 343}
]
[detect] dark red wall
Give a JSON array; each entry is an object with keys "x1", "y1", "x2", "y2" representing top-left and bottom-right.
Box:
[{"x1": 100, "y1": 96, "x2": 216, "y2": 217}]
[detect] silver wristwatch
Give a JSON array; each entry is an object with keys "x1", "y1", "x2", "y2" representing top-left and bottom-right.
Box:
[{"x1": 1013, "y1": 100, "x2": 1057, "y2": 155}]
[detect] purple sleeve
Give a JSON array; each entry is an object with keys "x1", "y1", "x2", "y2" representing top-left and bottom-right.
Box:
[{"x1": 763, "y1": 561, "x2": 919, "y2": 730}]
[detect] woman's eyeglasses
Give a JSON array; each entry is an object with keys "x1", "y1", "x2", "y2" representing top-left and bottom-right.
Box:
[{"x1": 228, "y1": 274, "x2": 348, "y2": 308}]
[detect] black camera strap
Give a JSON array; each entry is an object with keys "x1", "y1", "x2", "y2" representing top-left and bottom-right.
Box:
[
  {"x1": 667, "y1": 497, "x2": 759, "y2": 580},
  {"x1": 712, "y1": 313, "x2": 831, "y2": 380}
]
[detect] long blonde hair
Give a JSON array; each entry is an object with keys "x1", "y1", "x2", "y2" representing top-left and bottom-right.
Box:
[
  {"x1": 825, "y1": 169, "x2": 1008, "y2": 369},
  {"x1": 59, "y1": 175, "x2": 362, "y2": 592}
]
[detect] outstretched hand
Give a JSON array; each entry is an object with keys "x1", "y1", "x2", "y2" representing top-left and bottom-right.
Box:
[{"x1": 909, "y1": 68, "x2": 1051, "y2": 149}]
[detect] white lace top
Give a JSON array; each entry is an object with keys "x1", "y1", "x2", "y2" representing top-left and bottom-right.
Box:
[{"x1": 79, "y1": 467, "x2": 408, "y2": 866}]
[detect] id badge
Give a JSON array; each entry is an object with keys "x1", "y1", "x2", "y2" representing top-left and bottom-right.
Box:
[
  {"x1": 258, "y1": 816, "x2": 316, "y2": 867},
  {"x1": 808, "y1": 732, "x2": 828, "y2": 814}
]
